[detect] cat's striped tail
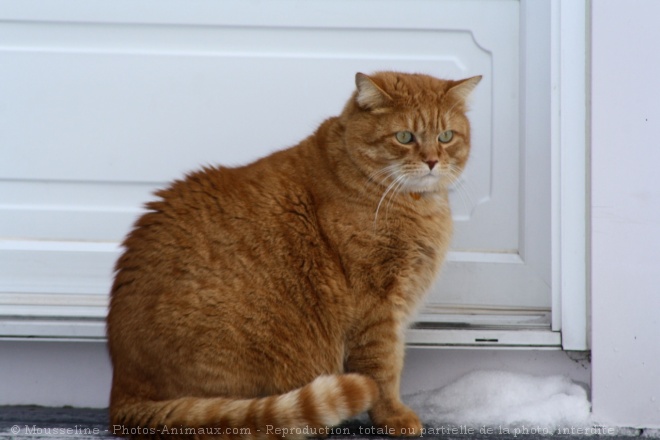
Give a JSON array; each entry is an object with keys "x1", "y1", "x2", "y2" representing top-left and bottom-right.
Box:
[{"x1": 110, "y1": 374, "x2": 378, "y2": 439}]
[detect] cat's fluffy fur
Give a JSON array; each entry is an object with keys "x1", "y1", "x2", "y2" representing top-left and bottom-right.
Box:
[{"x1": 107, "y1": 71, "x2": 480, "y2": 439}]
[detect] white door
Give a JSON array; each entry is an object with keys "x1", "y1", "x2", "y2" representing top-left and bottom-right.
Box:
[{"x1": 0, "y1": 0, "x2": 554, "y2": 344}]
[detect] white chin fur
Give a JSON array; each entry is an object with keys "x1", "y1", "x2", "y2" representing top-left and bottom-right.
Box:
[{"x1": 404, "y1": 174, "x2": 442, "y2": 193}]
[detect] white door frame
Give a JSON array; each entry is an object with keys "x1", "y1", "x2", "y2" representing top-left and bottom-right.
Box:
[{"x1": 550, "y1": 0, "x2": 588, "y2": 351}]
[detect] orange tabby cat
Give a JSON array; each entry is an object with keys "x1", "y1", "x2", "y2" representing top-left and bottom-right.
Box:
[{"x1": 107, "y1": 71, "x2": 480, "y2": 438}]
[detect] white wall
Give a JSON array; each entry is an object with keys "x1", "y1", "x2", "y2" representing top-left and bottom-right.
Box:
[
  {"x1": 591, "y1": 0, "x2": 660, "y2": 428},
  {"x1": 0, "y1": 341, "x2": 112, "y2": 408},
  {"x1": 0, "y1": 341, "x2": 590, "y2": 409}
]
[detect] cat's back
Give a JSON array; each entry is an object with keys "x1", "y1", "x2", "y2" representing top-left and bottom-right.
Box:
[
  {"x1": 107, "y1": 139, "x2": 339, "y2": 329},
  {"x1": 117, "y1": 144, "x2": 311, "y2": 265}
]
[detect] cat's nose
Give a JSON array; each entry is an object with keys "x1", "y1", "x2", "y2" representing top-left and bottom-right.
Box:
[{"x1": 425, "y1": 160, "x2": 438, "y2": 170}]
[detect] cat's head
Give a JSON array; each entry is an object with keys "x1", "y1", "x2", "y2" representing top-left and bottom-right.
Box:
[{"x1": 341, "y1": 71, "x2": 481, "y2": 196}]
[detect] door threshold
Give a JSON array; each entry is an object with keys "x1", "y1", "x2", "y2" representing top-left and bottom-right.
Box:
[
  {"x1": 406, "y1": 327, "x2": 561, "y2": 348},
  {"x1": 408, "y1": 305, "x2": 560, "y2": 348}
]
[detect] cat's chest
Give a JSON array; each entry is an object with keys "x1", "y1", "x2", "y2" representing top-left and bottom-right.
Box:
[
  {"x1": 373, "y1": 214, "x2": 449, "y2": 276},
  {"x1": 324, "y1": 200, "x2": 451, "y2": 298}
]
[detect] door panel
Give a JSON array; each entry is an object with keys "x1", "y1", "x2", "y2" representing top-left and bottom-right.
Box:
[{"x1": 0, "y1": 0, "x2": 550, "y2": 332}]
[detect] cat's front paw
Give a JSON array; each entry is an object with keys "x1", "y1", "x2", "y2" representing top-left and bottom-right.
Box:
[{"x1": 371, "y1": 405, "x2": 423, "y2": 437}]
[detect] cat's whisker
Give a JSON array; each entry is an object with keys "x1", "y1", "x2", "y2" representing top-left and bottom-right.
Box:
[
  {"x1": 446, "y1": 165, "x2": 475, "y2": 216},
  {"x1": 366, "y1": 166, "x2": 401, "y2": 201},
  {"x1": 374, "y1": 173, "x2": 406, "y2": 227},
  {"x1": 367, "y1": 164, "x2": 400, "y2": 186},
  {"x1": 375, "y1": 174, "x2": 404, "y2": 216},
  {"x1": 369, "y1": 164, "x2": 405, "y2": 226},
  {"x1": 385, "y1": 174, "x2": 410, "y2": 222},
  {"x1": 450, "y1": 165, "x2": 476, "y2": 200},
  {"x1": 450, "y1": 182, "x2": 471, "y2": 216}
]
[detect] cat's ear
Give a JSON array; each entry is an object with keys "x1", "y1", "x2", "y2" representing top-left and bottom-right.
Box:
[
  {"x1": 446, "y1": 75, "x2": 482, "y2": 101},
  {"x1": 355, "y1": 73, "x2": 393, "y2": 110}
]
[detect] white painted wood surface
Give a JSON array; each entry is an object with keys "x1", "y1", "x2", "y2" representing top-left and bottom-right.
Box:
[
  {"x1": 591, "y1": 0, "x2": 660, "y2": 428},
  {"x1": 551, "y1": 0, "x2": 588, "y2": 350}
]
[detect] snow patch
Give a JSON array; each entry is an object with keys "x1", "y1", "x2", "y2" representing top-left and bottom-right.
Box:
[{"x1": 405, "y1": 370, "x2": 592, "y2": 431}]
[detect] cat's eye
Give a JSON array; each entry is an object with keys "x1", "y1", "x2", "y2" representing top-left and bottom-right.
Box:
[
  {"x1": 395, "y1": 131, "x2": 415, "y2": 144},
  {"x1": 438, "y1": 130, "x2": 454, "y2": 143}
]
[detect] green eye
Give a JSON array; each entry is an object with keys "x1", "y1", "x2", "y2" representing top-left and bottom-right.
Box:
[
  {"x1": 438, "y1": 130, "x2": 454, "y2": 143},
  {"x1": 396, "y1": 131, "x2": 414, "y2": 144}
]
